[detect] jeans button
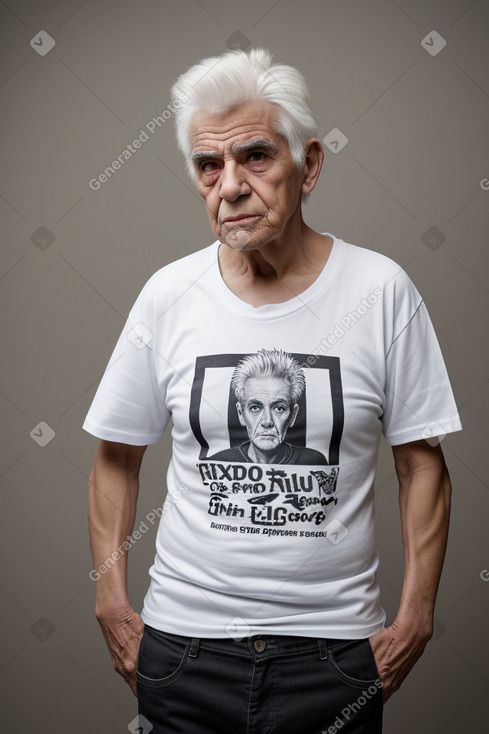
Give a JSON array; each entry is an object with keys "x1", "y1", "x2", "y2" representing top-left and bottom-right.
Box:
[{"x1": 253, "y1": 639, "x2": 267, "y2": 653}]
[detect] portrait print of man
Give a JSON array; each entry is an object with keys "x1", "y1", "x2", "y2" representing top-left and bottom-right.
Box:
[{"x1": 209, "y1": 348, "x2": 328, "y2": 465}]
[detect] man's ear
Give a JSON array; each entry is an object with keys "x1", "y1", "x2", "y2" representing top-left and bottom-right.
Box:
[
  {"x1": 301, "y1": 138, "x2": 324, "y2": 196},
  {"x1": 236, "y1": 402, "x2": 245, "y2": 427},
  {"x1": 289, "y1": 403, "x2": 300, "y2": 429}
]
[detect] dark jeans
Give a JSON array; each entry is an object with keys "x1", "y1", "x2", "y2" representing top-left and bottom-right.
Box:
[{"x1": 137, "y1": 625, "x2": 383, "y2": 734}]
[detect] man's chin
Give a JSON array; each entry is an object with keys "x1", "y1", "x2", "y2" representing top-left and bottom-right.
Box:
[
  {"x1": 253, "y1": 438, "x2": 281, "y2": 451},
  {"x1": 222, "y1": 226, "x2": 252, "y2": 251},
  {"x1": 219, "y1": 225, "x2": 274, "y2": 253}
]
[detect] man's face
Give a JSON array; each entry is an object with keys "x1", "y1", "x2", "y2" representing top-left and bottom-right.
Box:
[
  {"x1": 189, "y1": 100, "x2": 305, "y2": 252},
  {"x1": 236, "y1": 376, "x2": 299, "y2": 452}
]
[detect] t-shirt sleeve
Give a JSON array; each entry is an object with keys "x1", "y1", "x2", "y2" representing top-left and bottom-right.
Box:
[
  {"x1": 381, "y1": 288, "x2": 462, "y2": 446},
  {"x1": 82, "y1": 284, "x2": 170, "y2": 446}
]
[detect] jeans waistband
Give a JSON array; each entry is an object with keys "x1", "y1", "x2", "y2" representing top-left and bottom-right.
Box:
[{"x1": 145, "y1": 625, "x2": 359, "y2": 661}]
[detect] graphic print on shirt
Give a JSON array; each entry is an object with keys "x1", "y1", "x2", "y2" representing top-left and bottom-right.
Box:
[{"x1": 189, "y1": 348, "x2": 344, "y2": 537}]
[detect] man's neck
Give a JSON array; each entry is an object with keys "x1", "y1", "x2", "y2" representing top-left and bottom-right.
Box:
[{"x1": 218, "y1": 221, "x2": 333, "y2": 307}]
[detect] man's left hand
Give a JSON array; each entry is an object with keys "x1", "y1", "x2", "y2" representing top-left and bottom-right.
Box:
[{"x1": 369, "y1": 619, "x2": 432, "y2": 703}]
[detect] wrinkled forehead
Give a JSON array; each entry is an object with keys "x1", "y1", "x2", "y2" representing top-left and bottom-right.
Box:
[
  {"x1": 241, "y1": 376, "x2": 293, "y2": 403},
  {"x1": 189, "y1": 99, "x2": 284, "y2": 152}
]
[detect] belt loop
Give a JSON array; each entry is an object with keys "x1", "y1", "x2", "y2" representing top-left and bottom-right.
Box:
[
  {"x1": 318, "y1": 639, "x2": 328, "y2": 660},
  {"x1": 188, "y1": 638, "x2": 200, "y2": 658}
]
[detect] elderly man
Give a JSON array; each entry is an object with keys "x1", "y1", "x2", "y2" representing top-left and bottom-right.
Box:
[
  {"x1": 84, "y1": 48, "x2": 461, "y2": 733},
  {"x1": 208, "y1": 348, "x2": 328, "y2": 464}
]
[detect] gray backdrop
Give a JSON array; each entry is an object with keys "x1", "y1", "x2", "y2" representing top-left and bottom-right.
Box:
[{"x1": 1, "y1": 0, "x2": 488, "y2": 732}]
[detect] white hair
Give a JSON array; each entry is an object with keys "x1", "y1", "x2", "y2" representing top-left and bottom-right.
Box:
[
  {"x1": 170, "y1": 48, "x2": 317, "y2": 183},
  {"x1": 232, "y1": 348, "x2": 306, "y2": 404}
]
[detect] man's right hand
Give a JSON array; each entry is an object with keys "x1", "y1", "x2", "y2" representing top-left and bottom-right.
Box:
[
  {"x1": 96, "y1": 602, "x2": 144, "y2": 696},
  {"x1": 89, "y1": 440, "x2": 148, "y2": 695}
]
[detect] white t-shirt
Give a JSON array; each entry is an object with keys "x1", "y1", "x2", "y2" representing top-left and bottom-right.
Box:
[{"x1": 83, "y1": 235, "x2": 462, "y2": 639}]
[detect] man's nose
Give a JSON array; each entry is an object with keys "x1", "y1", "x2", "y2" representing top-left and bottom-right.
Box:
[
  {"x1": 260, "y1": 407, "x2": 274, "y2": 427},
  {"x1": 219, "y1": 162, "x2": 250, "y2": 201}
]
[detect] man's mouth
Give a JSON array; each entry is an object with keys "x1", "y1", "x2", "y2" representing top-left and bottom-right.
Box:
[{"x1": 222, "y1": 214, "x2": 260, "y2": 225}]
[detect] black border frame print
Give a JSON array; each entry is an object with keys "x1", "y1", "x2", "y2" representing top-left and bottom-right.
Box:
[{"x1": 189, "y1": 353, "x2": 344, "y2": 464}]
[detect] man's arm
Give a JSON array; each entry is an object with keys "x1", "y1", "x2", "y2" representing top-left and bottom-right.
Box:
[
  {"x1": 88, "y1": 439, "x2": 148, "y2": 696},
  {"x1": 369, "y1": 438, "x2": 452, "y2": 703}
]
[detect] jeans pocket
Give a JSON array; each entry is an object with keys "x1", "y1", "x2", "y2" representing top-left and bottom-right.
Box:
[
  {"x1": 328, "y1": 639, "x2": 383, "y2": 690},
  {"x1": 136, "y1": 625, "x2": 191, "y2": 689}
]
